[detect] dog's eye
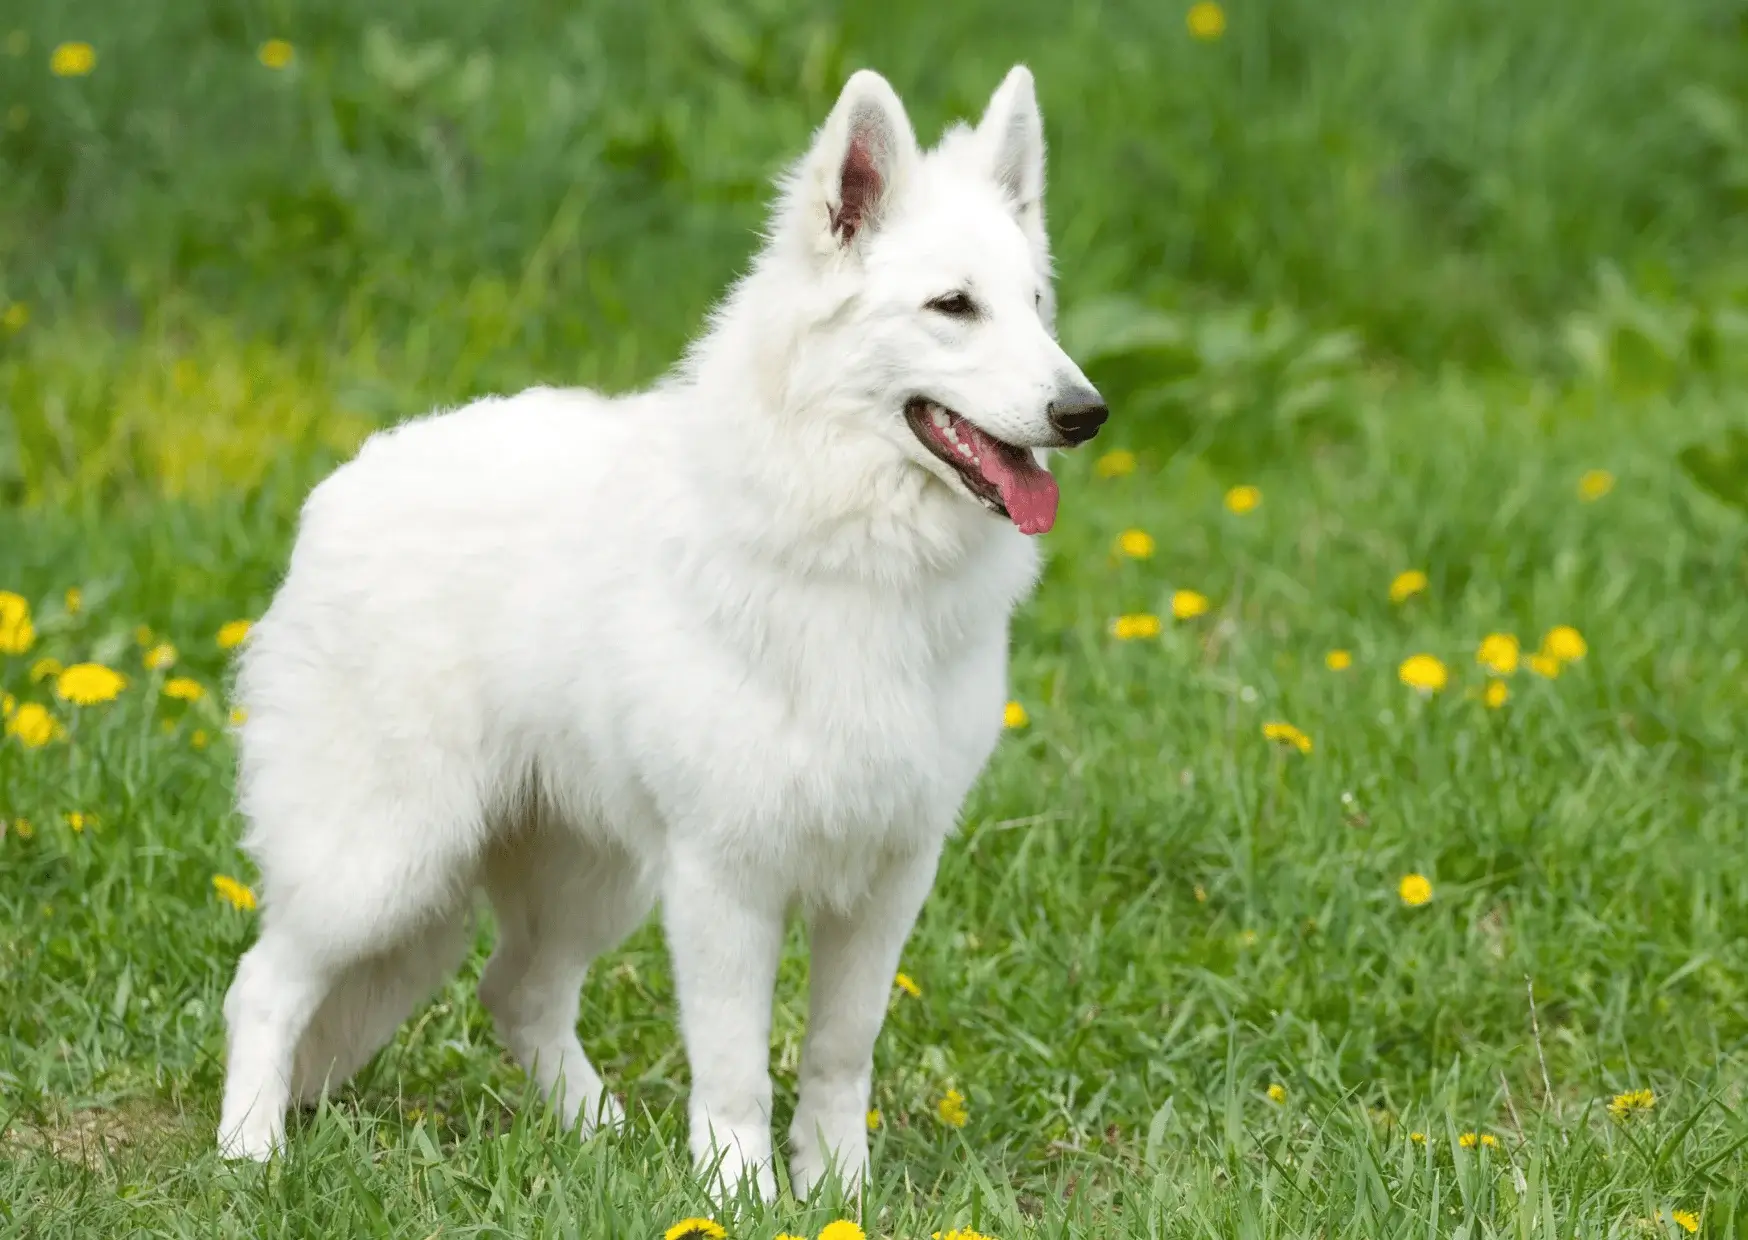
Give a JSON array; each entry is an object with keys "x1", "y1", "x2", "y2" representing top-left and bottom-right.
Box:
[{"x1": 925, "y1": 292, "x2": 978, "y2": 319}]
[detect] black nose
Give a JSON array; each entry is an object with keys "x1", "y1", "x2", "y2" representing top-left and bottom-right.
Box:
[{"x1": 1047, "y1": 385, "x2": 1109, "y2": 446}]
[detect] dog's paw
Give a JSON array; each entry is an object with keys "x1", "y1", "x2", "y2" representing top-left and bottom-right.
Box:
[
  {"x1": 217, "y1": 1116, "x2": 282, "y2": 1163},
  {"x1": 788, "y1": 1123, "x2": 868, "y2": 1200},
  {"x1": 697, "y1": 1135, "x2": 778, "y2": 1204}
]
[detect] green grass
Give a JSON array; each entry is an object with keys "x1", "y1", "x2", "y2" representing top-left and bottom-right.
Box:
[{"x1": 5, "y1": 1, "x2": 1748, "y2": 1236}]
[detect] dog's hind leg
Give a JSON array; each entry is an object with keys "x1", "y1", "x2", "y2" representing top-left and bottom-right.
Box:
[
  {"x1": 288, "y1": 909, "x2": 474, "y2": 1108},
  {"x1": 479, "y1": 827, "x2": 653, "y2": 1134}
]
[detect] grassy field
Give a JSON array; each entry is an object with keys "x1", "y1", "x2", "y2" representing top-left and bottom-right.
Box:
[{"x1": 5, "y1": 2, "x2": 1748, "y2": 1237}]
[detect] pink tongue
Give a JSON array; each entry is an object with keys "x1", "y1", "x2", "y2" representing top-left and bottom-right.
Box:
[{"x1": 960, "y1": 422, "x2": 1060, "y2": 535}]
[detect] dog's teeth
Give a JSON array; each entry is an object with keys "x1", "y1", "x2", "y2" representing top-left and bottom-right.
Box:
[
  {"x1": 930, "y1": 407, "x2": 950, "y2": 429},
  {"x1": 957, "y1": 443, "x2": 973, "y2": 457}
]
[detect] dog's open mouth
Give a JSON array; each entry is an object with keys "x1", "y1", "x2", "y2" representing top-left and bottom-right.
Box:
[{"x1": 904, "y1": 398, "x2": 1059, "y2": 535}]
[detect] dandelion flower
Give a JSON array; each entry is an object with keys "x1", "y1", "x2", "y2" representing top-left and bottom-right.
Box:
[
  {"x1": 49, "y1": 41, "x2": 96, "y2": 77},
  {"x1": 1398, "y1": 654, "x2": 1447, "y2": 693},
  {"x1": 1266, "y1": 1083, "x2": 1286, "y2": 1103},
  {"x1": 894, "y1": 971, "x2": 922, "y2": 998},
  {"x1": 866, "y1": 1108, "x2": 882, "y2": 1131},
  {"x1": 56, "y1": 662, "x2": 127, "y2": 705},
  {"x1": 0, "y1": 302, "x2": 26, "y2": 332},
  {"x1": 1094, "y1": 449, "x2": 1136, "y2": 478},
  {"x1": 143, "y1": 643, "x2": 177, "y2": 671},
  {"x1": 933, "y1": 1231, "x2": 999, "y2": 1240},
  {"x1": 819, "y1": 1222, "x2": 866, "y2": 1240},
  {"x1": 29, "y1": 657, "x2": 62, "y2": 683},
  {"x1": 1003, "y1": 700, "x2": 1028, "y2": 729},
  {"x1": 229, "y1": 706, "x2": 249, "y2": 727},
  {"x1": 1261, "y1": 721, "x2": 1313, "y2": 755},
  {"x1": 1607, "y1": 1088, "x2": 1655, "y2": 1121},
  {"x1": 0, "y1": 591, "x2": 35, "y2": 655},
  {"x1": 1325, "y1": 649, "x2": 1353, "y2": 671},
  {"x1": 1409, "y1": 1131, "x2": 1426, "y2": 1145},
  {"x1": 1389, "y1": 570, "x2": 1428, "y2": 604},
  {"x1": 663, "y1": 1220, "x2": 726, "y2": 1240},
  {"x1": 192, "y1": 728, "x2": 210, "y2": 750},
  {"x1": 1398, "y1": 873, "x2": 1433, "y2": 907},
  {"x1": 1224, "y1": 484, "x2": 1260, "y2": 514},
  {"x1": 5, "y1": 702, "x2": 62, "y2": 748},
  {"x1": 212, "y1": 875, "x2": 257, "y2": 912},
  {"x1": 217, "y1": 619, "x2": 253, "y2": 649},
  {"x1": 1670, "y1": 1209, "x2": 1699, "y2": 1234},
  {"x1": 1187, "y1": 3, "x2": 1227, "y2": 41},
  {"x1": 937, "y1": 1088, "x2": 969, "y2": 1128},
  {"x1": 1578, "y1": 469, "x2": 1615, "y2": 501},
  {"x1": 63, "y1": 587, "x2": 82, "y2": 615},
  {"x1": 0, "y1": 692, "x2": 12, "y2": 716},
  {"x1": 65, "y1": 812, "x2": 90, "y2": 833},
  {"x1": 1111, "y1": 613, "x2": 1162, "y2": 640},
  {"x1": 1526, "y1": 653, "x2": 1561, "y2": 679},
  {"x1": 258, "y1": 39, "x2": 294, "y2": 69},
  {"x1": 1483, "y1": 680, "x2": 1509, "y2": 709},
  {"x1": 1171, "y1": 590, "x2": 1210, "y2": 620},
  {"x1": 1541, "y1": 625, "x2": 1587, "y2": 663},
  {"x1": 1116, "y1": 528, "x2": 1155, "y2": 558},
  {"x1": 163, "y1": 677, "x2": 205, "y2": 702},
  {"x1": 1193, "y1": 884, "x2": 1207, "y2": 903},
  {"x1": 1476, "y1": 633, "x2": 1519, "y2": 675},
  {"x1": 1458, "y1": 1131, "x2": 1479, "y2": 1148}
]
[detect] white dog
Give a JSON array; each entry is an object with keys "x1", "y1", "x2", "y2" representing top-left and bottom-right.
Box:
[{"x1": 217, "y1": 64, "x2": 1107, "y2": 1200}]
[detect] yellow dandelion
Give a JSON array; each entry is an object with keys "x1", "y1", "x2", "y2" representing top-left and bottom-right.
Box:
[
  {"x1": 65, "y1": 812, "x2": 90, "y2": 834},
  {"x1": 29, "y1": 657, "x2": 62, "y2": 683},
  {"x1": 776, "y1": 1235, "x2": 808, "y2": 1240},
  {"x1": 143, "y1": 643, "x2": 178, "y2": 671},
  {"x1": 1187, "y1": 2, "x2": 1227, "y2": 40},
  {"x1": 1111, "y1": 613, "x2": 1162, "y2": 640},
  {"x1": 1578, "y1": 469, "x2": 1615, "y2": 502},
  {"x1": 663, "y1": 1220, "x2": 725, "y2": 1240},
  {"x1": 819, "y1": 1222, "x2": 866, "y2": 1240},
  {"x1": 1526, "y1": 653, "x2": 1561, "y2": 679},
  {"x1": 937, "y1": 1088, "x2": 969, "y2": 1128},
  {"x1": 1670, "y1": 1209, "x2": 1699, "y2": 1234},
  {"x1": 192, "y1": 728, "x2": 210, "y2": 750},
  {"x1": 229, "y1": 706, "x2": 249, "y2": 727},
  {"x1": 56, "y1": 662, "x2": 127, "y2": 705},
  {"x1": 1541, "y1": 625, "x2": 1587, "y2": 663},
  {"x1": 1003, "y1": 700, "x2": 1029, "y2": 729},
  {"x1": 1325, "y1": 649, "x2": 1353, "y2": 671},
  {"x1": 1094, "y1": 449, "x2": 1136, "y2": 478},
  {"x1": 10, "y1": 818, "x2": 33, "y2": 839},
  {"x1": 1483, "y1": 680, "x2": 1509, "y2": 709},
  {"x1": 1389, "y1": 569, "x2": 1428, "y2": 604},
  {"x1": 894, "y1": 971, "x2": 922, "y2": 998},
  {"x1": 63, "y1": 587, "x2": 81, "y2": 615},
  {"x1": 1458, "y1": 1131, "x2": 1479, "y2": 1148},
  {"x1": 1398, "y1": 654, "x2": 1447, "y2": 693},
  {"x1": 5, "y1": 702, "x2": 63, "y2": 748},
  {"x1": 1261, "y1": 721, "x2": 1313, "y2": 755},
  {"x1": 933, "y1": 1231, "x2": 999, "y2": 1240},
  {"x1": 1, "y1": 691, "x2": 12, "y2": 716},
  {"x1": 49, "y1": 41, "x2": 95, "y2": 77},
  {"x1": 1409, "y1": 1131, "x2": 1426, "y2": 1145},
  {"x1": 866, "y1": 1108, "x2": 882, "y2": 1131},
  {"x1": 1266, "y1": 1083, "x2": 1286, "y2": 1103},
  {"x1": 212, "y1": 875, "x2": 257, "y2": 912},
  {"x1": 258, "y1": 39, "x2": 295, "y2": 69},
  {"x1": 1476, "y1": 633, "x2": 1519, "y2": 676},
  {"x1": 0, "y1": 590, "x2": 35, "y2": 655},
  {"x1": 1193, "y1": 884, "x2": 1207, "y2": 903},
  {"x1": 1398, "y1": 873, "x2": 1433, "y2": 907},
  {"x1": 1223, "y1": 483, "x2": 1260, "y2": 514},
  {"x1": 163, "y1": 677, "x2": 205, "y2": 702},
  {"x1": 1607, "y1": 1088, "x2": 1655, "y2": 1121},
  {"x1": 1171, "y1": 589, "x2": 1210, "y2": 620},
  {"x1": 217, "y1": 619, "x2": 253, "y2": 650},
  {"x1": 1115, "y1": 528, "x2": 1155, "y2": 559}
]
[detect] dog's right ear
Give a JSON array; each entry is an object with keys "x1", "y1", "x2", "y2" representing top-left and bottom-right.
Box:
[{"x1": 793, "y1": 70, "x2": 917, "y2": 257}]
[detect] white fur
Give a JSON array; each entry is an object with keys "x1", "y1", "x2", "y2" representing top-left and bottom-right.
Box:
[{"x1": 216, "y1": 65, "x2": 1102, "y2": 1201}]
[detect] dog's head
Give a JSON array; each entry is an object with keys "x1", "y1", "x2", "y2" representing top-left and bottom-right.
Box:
[{"x1": 770, "y1": 67, "x2": 1106, "y2": 537}]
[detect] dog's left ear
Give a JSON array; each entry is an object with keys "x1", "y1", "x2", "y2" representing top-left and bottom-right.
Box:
[
  {"x1": 795, "y1": 70, "x2": 918, "y2": 258},
  {"x1": 978, "y1": 65, "x2": 1055, "y2": 326}
]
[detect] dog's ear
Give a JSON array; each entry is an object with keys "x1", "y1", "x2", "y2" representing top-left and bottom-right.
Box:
[
  {"x1": 978, "y1": 65, "x2": 1046, "y2": 214},
  {"x1": 978, "y1": 65, "x2": 1054, "y2": 328},
  {"x1": 797, "y1": 70, "x2": 917, "y2": 255}
]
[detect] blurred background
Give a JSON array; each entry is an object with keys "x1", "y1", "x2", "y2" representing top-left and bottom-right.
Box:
[{"x1": 3, "y1": 0, "x2": 1747, "y2": 507}]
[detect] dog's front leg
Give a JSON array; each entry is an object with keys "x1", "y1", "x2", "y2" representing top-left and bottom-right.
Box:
[
  {"x1": 789, "y1": 844, "x2": 942, "y2": 1198},
  {"x1": 663, "y1": 852, "x2": 784, "y2": 1202}
]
